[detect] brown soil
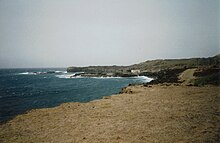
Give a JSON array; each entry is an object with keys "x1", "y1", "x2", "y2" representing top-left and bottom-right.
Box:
[
  {"x1": 0, "y1": 85, "x2": 220, "y2": 143},
  {"x1": 178, "y1": 68, "x2": 196, "y2": 85}
]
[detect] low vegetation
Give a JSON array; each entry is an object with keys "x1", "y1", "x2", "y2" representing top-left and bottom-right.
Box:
[
  {"x1": 193, "y1": 68, "x2": 220, "y2": 86},
  {"x1": 67, "y1": 55, "x2": 220, "y2": 85}
]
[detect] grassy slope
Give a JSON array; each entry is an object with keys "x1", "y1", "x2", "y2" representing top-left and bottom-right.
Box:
[
  {"x1": 131, "y1": 54, "x2": 220, "y2": 72},
  {"x1": 67, "y1": 54, "x2": 220, "y2": 73},
  {"x1": 0, "y1": 85, "x2": 219, "y2": 143}
]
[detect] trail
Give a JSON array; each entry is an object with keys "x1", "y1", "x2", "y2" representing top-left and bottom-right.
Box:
[{"x1": 179, "y1": 68, "x2": 197, "y2": 84}]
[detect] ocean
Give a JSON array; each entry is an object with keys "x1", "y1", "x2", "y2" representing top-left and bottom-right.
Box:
[{"x1": 0, "y1": 68, "x2": 152, "y2": 122}]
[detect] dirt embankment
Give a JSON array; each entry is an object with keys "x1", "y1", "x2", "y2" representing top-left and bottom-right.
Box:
[
  {"x1": 178, "y1": 68, "x2": 196, "y2": 85},
  {"x1": 0, "y1": 85, "x2": 219, "y2": 143}
]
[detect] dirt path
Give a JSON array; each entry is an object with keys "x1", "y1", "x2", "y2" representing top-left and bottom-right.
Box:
[
  {"x1": 178, "y1": 68, "x2": 197, "y2": 84},
  {"x1": 0, "y1": 85, "x2": 219, "y2": 143}
]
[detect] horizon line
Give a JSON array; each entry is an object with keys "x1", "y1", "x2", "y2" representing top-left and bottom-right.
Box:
[{"x1": 0, "y1": 53, "x2": 219, "y2": 69}]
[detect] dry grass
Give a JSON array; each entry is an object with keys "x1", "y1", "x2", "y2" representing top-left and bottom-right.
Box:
[{"x1": 0, "y1": 85, "x2": 220, "y2": 143}]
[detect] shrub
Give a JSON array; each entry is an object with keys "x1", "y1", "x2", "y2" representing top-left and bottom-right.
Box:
[{"x1": 193, "y1": 74, "x2": 220, "y2": 86}]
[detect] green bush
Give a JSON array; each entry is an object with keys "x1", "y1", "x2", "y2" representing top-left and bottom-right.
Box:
[{"x1": 193, "y1": 74, "x2": 220, "y2": 86}]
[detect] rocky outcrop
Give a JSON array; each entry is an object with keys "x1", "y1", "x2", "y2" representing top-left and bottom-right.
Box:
[{"x1": 67, "y1": 54, "x2": 220, "y2": 78}]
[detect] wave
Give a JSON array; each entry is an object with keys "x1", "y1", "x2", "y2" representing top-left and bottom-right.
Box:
[
  {"x1": 55, "y1": 74, "x2": 83, "y2": 79},
  {"x1": 18, "y1": 71, "x2": 153, "y2": 83},
  {"x1": 133, "y1": 76, "x2": 153, "y2": 82},
  {"x1": 18, "y1": 71, "x2": 48, "y2": 75},
  {"x1": 91, "y1": 76, "x2": 122, "y2": 79},
  {"x1": 18, "y1": 71, "x2": 67, "y2": 75},
  {"x1": 55, "y1": 74, "x2": 152, "y2": 83},
  {"x1": 18, "y1": 72, "x2": 38, "y2": 75},
  {"x1": 55, "y1": 71, "x2": 67, "y2": 74}
]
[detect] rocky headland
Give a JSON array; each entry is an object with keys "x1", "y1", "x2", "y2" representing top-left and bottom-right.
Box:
[{"x1": 67, "y1": 54, "x2": 220, "y2": 86}]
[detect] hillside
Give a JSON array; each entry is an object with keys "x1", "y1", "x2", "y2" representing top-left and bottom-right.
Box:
[
  {"x1": 67, "y1": 55, "x2": 220, "y2": 83},
  {"x1": 130, "y1": 54, "x2": 220, "y2": 72},
  {"x1": 67, "y1": 54, "x2": 220, "y2": 73}
]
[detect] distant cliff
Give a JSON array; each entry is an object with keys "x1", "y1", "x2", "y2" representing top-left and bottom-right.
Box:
[
  {"x1": 67, "y1": 54, "x2": 220, "y2": 85},
  {"x1": 67, "y1": 54, "x2": 220, "y2": 74}
]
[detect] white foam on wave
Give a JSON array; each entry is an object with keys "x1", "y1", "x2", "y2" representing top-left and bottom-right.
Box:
[
  {"x1": 91, "y1": 76, "x2": 122, "y2": 79},
  {"x1": 55, "y1": 74, "x2": 152, "y2": 82},
  {"x1": 134, "y1": 76, "x2": 153, "y2": 82},
  {"x1": 55, "y1": 75, "x2": 67, "y2": 78},
  {"x1": 18, "y1": 70, "x2": 67, "y2": 75},
  {"x1": 55, "y1": 74, "x2": 83, "y2": 79},
  {"x1": 91, "y1": 76, "x2": 152, "y2": 82},
  {"x1": 55, "y1": 71, "x2": 67, "y2": 74},
  {"x1": 55, "y1": 74, "x2": 123, "y2": 79},
  {"x1": 18, "y1": 72, "x2": 37, "y2": 75},
  {"x1": 18, "y1": 71, "x2": 47, "y2": 75}
]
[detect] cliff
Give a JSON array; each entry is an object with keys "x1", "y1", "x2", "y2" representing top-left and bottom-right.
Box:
[
  {"x1": 67, "y1": 54, "x2": 220, "y2": 73},
  {"x1": 67, "y1": 55, "x2": 220, "y2": 84}
]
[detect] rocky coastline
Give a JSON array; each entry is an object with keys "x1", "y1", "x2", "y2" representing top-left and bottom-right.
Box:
[
  {"x1": 0, "y1": 54, "x2": 219, "y2": 142},
  {"x1": 1, "y1": 83, "x2": 219, "y2": 142},
  {"x1": 67, "y1": 55, "x2": 220, "y2": 86}
]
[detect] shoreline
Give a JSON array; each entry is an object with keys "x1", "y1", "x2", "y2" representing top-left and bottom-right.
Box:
[
  {"x1": 0, "y1": 78, "x2": 184, "y2": 124},
  {"x1": 0, "y1": 75, "x2": 153, "y2": 123},
  {"x1": 0, "y1": 84, "x2": 219, "y2": 142},
  {"x1": 1, "y1": 62, "x2": 219, "y2": 142}
]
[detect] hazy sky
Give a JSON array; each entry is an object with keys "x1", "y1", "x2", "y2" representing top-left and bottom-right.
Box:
[{"x1": 0, "y1": 0, "x2": 219, "y2": 68}]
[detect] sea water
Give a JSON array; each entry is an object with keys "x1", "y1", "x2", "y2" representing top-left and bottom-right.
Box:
[{"x1": 0, "y1": 68, "x2": 152, "y2": 122}]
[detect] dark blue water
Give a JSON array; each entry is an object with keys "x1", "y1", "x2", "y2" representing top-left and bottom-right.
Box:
[{"x1": 0, "y1": 68, "x2": 152, "y2": 122}]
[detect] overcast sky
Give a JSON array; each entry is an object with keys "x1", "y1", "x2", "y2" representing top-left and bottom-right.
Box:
[{"x1": 0, "y1": 0, "x2": 219, "y2": 68}]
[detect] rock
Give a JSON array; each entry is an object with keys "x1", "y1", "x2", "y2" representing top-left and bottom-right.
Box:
[
  {"x1": 103, "y1": 96, "x2": 111, "y2": 99},
  {"x1": 119, "y1": 87, "x2": 133, "y2": 94}
]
